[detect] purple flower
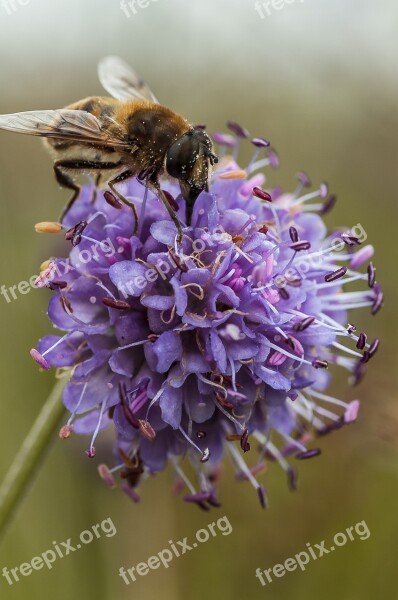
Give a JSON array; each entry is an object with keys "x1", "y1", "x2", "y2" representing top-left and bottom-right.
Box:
[{"x1": 31, "y1": 125, "x2": 382, "y2": 509}]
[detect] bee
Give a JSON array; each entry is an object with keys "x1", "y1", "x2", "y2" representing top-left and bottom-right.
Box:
[{"x1": 0, "y1": 56, "x2": 218, "y2": 235}]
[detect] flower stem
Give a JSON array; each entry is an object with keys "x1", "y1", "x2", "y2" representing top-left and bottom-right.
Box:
[{"x1": 0, "y1": 376, "x2": 67, "y2": 540}]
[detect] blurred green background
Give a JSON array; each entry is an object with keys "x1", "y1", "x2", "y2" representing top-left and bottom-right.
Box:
[{"x1": 0, "y1": 0, "x2": 397, "y2": 598}]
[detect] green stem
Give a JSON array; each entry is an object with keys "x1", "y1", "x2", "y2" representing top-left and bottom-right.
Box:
[{"x1": 0, "y1": 377, "x2": 67, "y2": 540}]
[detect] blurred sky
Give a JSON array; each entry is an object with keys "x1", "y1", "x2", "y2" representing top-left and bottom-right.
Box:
[{"x1": 0, "y1": 2, "x2": 397, "y2": 600}]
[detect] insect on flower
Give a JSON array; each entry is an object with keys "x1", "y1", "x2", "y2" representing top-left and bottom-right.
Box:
[
  {"x1": 29, "y1": 118, "x2": 383, "y2": 510},
  {"x1": 0, "y1": 56, "x2": 218, "y2": 238}
]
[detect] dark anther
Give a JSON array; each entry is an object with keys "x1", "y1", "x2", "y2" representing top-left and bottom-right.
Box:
[
  {"x1": 356, "y1": 332, "x2": 367, "y2": 350},
  {"x1": 290, "y1": 240, "x2": 311, "y2": 251},
  {"x1": 104, "y1": 190, "x2": 123, "y2": 209},
  {"x1": 287, "y1": 466, "x2": 298, "y2": 491},
  {"x1": 227, "y1": 121, "x2": 250, "y2": 138},
  {"x1": 279, "y1": 288, "x2": 290, "y2": 300},
  {"x1": 253, "y1": 187, "x2": 272, "y2": 202},
  {"x1": 251, "y1": 137, "x2": 270, "y2": 148},
  {"x1": 295, "y1": 448, "x2": 321, "y2": 460},
  {"x1": 65, "y1": 220, "x2": 88, "y2": 247},
  {"x1": 102, "y1": 297, "x2": 131, "y2": 310},
  {"x1": 368, "y1": 338, "x2": 380, "y2": 358},
  {"x1": 293, "y1": 316, "x2": 315, "y2": 332},
  {"x1": 289, "y1": 226, "x2": 299, "y2": 243},
  {"x1": 367, "y1": 262, "x2": 376, "y2": 288},
  {"x1": 257, "y1": 485, "x2": 267, "y2": 509},
  {"x1": 324, "y1": 266, "x2": 347, "y2": 282},
  {"x1": 320, "y1": 194, "x2": 337, "y2": 215},
  {"x1": 312, "y1": 359, "x2": 329, "y2": 369},
  {"x1": 49, "y1": 281, "x2": 68, "y2": 290},
  {"x1": 371, "y1": 285, "x2": 383, "y2": 315},
  {"x1": 341, "y1": 233, "x2": 361, "y2": 246},
  {"x1": 240, "y1": 429, "x2": 251, "y2": 453}
]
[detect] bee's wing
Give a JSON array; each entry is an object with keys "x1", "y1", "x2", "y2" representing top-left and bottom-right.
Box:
[
  {"x1": 98, "y1": 56, "x2": 159, "y2": 104},
  {"x1": 0, "y1": 109, "x2": 127, "y2": 146}
]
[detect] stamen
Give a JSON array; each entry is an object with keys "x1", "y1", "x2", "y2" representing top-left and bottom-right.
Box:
[
  {"x1": 279, "y1": 288, "x2": 290, "y2": 300},
  {"x1": 30, "y1": 333, "x2": 68, "y2": 369},
  {"x1": 295, "y1": 448, "x2": 321, "y2": 460},
  {"x1": 172, "y1": 458, "x2": 197, "y2": 495},
  {"x1": 371, "y1": 285, "x2": 383, "y2": 315},
  {"x1": 218, "y1": 169, "x2": 247, "y2": 180},
  {"x1": 251, "y1": 137, "x2": 270, "y2": 148},
  {"x1": 59, "y1": 425, "x2": 72, "y2": 439},
  {"x1": 88, "y1": 398, "x2": 107, "y2": 457},
  {"x1": 227, "y1": 121, "x2": 250, "y2": 138},
  {"x1": 65, "y1": 220, "x2": 88, "y2": 246},
  {"x1": 324, "y1": 266, "x2": 347, "y2": 282},
  {"x1": 367, "y1": 262, "x2": 376, "y2": 288},
  {"x1": 34, "y1": 221, "x2": 62, "y2": 234},
  {"x1": 356, "y1": 332, "x2": 367, "y2": 350},
  {"x1": 290, "y1": 240, "x2": 311, "y2": 251},
  {"x1": 344, "y1": 400, "x2": 360, "y2": 423},
  {"x1": 67, "y1": 382, "x2": 88, "y2": 427},
  {"x1": 178, "y1": 425, "x2": 209, "y2": 461},
  {"x1": 104, "y1": 190, "x2": 123, "y2": 209},
  {"x1": 257, "y1": 485, "x2": 267, "y2": 509},
  {"x1": 341, "y1": 233, "x2": 361, "y2": 246},
  {"x1": 252, "y1": 186, "x2": 272, "y2": 202},
  {"x1": 184, "y1": 491, "x2": 211, "y2": 504},
  {"x1": 293, "y1": 316, "x2": 315, "y2": 332},
  {"x1": 212, "y1": 132, "x2": 237, "y2": 147},
  {"x1": 240, "y1": 429, "x2": 251, "y2": 453},
  {"x1": 138, "y1": 419, "x2": 156, "y2": 440},
  {"x1": 312, "y1": 359, "x2": 329, "y2": 369},
  {"x1": 98, "y1": 464, "x2": 117, "y2": 488},
  {"x1": 289, "y1": 227, "x2": 299, "y2": 243},
  {"x1": 102, "y1": 298, "x2": 131, "y2": 310},
  {"x1": 368, "y1": 338, "x2": 380, "y2": 358},
  {"x1": 296, "y1": 171, "x2": 311, "y2": 188},
  {"x1": 287, "y1": 467, "x2": 298, "y2": 491},
  {"x1": 350, "y1": 245, "x2": 374, "y2": 269},
  {"x1": 121, "y1": 483, "x2": 140, "y2": 503},
  {"x1": 319, "y1": 182, "x2": 329, "y2": 199},
  {"x1": 320, "y1": 194, "x2": 337, "y2": 214}
]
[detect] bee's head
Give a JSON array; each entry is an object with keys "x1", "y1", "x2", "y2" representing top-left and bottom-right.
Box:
[{"x1": 165, "y1": 129, "x2": 218, "y2": 220}]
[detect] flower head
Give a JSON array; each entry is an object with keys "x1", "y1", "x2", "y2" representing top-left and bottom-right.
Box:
[{"x1": 32, "y1": 126, "x2": 382, "y2": 509}]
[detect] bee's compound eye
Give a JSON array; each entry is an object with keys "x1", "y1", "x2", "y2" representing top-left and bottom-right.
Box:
[{"x1": 166, "y1": 133, "x2": 199, "y2": 179}]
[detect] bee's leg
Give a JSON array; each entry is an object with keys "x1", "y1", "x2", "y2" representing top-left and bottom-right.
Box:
[
  {"x1": 108, "y1": 170, "x2": 139, "y2": 234},
  {"x1": 149, "y1": 182, "x2": 183, "y2": 243},
  {"x1": 54, "y1": 160, "x2": 119, "y2": 222},
  {"x1": 90, "y1": 173, "x2": 101, "y2": 204},
  {"x1": 53, "y1": 161, "x2": 81, "y2": 223}
]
